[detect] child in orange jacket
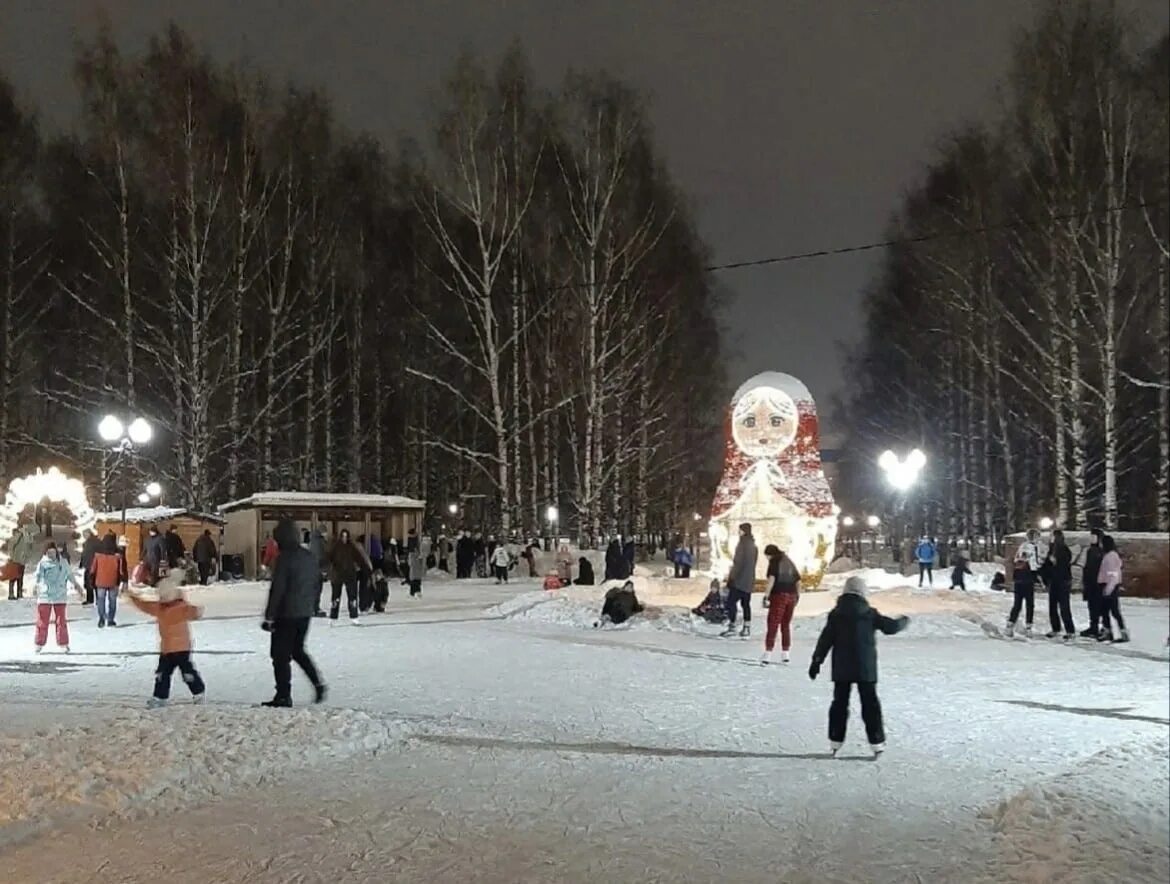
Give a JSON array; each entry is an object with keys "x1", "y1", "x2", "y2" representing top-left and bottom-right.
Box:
[{"x1": 127, "y1": 579, "x2": 206, "y2": 708}]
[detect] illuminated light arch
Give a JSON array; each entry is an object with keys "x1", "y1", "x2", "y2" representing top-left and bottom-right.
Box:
[{"x1": 0, "y1": 467, "x2": 97, "y2": 566}]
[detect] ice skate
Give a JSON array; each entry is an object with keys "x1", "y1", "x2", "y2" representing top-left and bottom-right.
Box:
[
  {"x1": 739, "y1": 624, "x2": 751, "y2": 638},
  {"x1": 34, "y1": 645, "x2": 43, "y2": 654},
  {"x1": 146, "y1": 697, "x2": 168, "y2": 709},
  {"x1": 1023, "y1": 624, "x2": 1033, "y2": 638},
  {"x1": 107, "y1": 620, "x2": 117, "y2": 628},
  {"x1": 1079, "y1": 627, "x2": 1098, "y2": 638},
  {"x1": 98, "y1": 619, "x2": 106, "y2": 628},
  {"x1": 1112, "y1": 628, "x2": 1130, "y2": 644},
  {"x1": 1063, "y1": 633, "x2": 1075, "y2": 642},
  {"x1": 760, "y1": 651, "x2": 772, "y2": 665},
  {"x1": 720, "y1": 624, "x2": 739, "y2": 637},
  {"x1": 314, "y1": 682, "x2": 328, "y2": 704},
  {"x1": 192, "y1": 693, "x2": 205, "y2": 704},
  {"x1": 830, "y1": 741, "x2": 843, "y2": 757},
  {"x1": 1045, "y1": 630, "x2": 1060, "y2": 639},
  {"x1": 62, "y1": 646, "x2": 69, "y2": 654},
  {"x1": 1004, "y1": 621, "x2": 1015, "y2": 638},
  {"x1": 1097, "y1": 629, "x2": 1113, "y2": 643},
  {"x1": 781, "y1": 650, "x2": 790, "y2": 663},
  {"x1": 260, "y1": 696, "x2": 292, "y2": 708},
  {"x1": 872, "y1": 743, "x2": 885, "y2": 758}
]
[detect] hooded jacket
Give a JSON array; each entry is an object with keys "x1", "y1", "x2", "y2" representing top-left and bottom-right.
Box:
[
  {"x1": 812, "y1": 589, "x2": 908, "y2": 683},
  {"x1": 34, "y1": 553, "x2": 78, "y2": 604},
  {"x1": 265, "y1": 519, "x2": 322, "y2": 620},
  {"x1": 192, "y1": 533, "x2": 217, "y2": 566}
]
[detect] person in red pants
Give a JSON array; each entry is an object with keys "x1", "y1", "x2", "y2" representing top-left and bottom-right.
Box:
[
  {"x1": 761, "y1": 544, "x2": 801, "y2": 664},
  {"x1": 33, "y1": 542, "x2": 83, "y2": 653}
]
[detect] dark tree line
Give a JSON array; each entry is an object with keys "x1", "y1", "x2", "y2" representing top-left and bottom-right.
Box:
[
  {"x1": 0, "y1": 25, "x2": 726, "y2": 537},
  {"x1": 838, "y1": 1, "x2": 1169, "y2": 535}
]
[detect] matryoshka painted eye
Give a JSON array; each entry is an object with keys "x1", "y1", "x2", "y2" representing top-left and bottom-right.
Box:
[
  {"x1": 770, "y1": 415, "x2": 784, "y2": 428},
  {"x1": 743, "y1": 416, "x2": 756, "y2": 428}
]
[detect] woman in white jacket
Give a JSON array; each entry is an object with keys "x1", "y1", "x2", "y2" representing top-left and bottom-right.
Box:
[
  {"x1": 1097, "y1": 535, "x2": 1128, "y2": 644},
  {"x1": 491, "y1": 544, "x2": 512, "y2": 584}
]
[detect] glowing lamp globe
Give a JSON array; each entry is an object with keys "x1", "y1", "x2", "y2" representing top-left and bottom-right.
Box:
[
  {"x1": 98, "y1": 415, "x2": 124, "y2": 442},
  {"x1": 137, "y1": 492, "x2": 150, "y2": 504},
  {"x1": 1038, "y1": 516, "x2": 1054, "y2": 531},
  {"x1": 842, "y1": 516, "x2": 855, "y2": 527},
  {"x1": 547, "y1": 505, "x2": 558, "y2": 523},
  {"x1": 878, "y1": 450, "x2": 898, "y2": 473},
  {"x1": 127, "y1": 418, "x2": 153, "y2": 445},
  {"x1": 146, "y1": 482, "x2": 162, "y2": 497},
  {"x1": 866, "y1": 515, "x2": 881, "y2": 528}
]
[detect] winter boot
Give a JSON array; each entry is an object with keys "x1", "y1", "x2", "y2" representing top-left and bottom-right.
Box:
[
  {"x1": 1045, "y1": 630, "x2": 1060, "y2": 639},
  {"x1": 1063, "y1": 633, "x2": 1075, "y2": 642},
  {"x1": 1023, "y1": 624, "x2": 1033, "y2": 638},
  {"x1": 720, "y1": 624, "x2": 739, "y2": 637},
  {"x1": 1112, "y1": 628, "x2": 1130, "y2": 644},
  {"x1": 314, "y1": 683, "x2": 328, "y2": 704},
  {"x1": 740, "y1": 624, "x2": 751, "y2": 638},
  {"x1": 98, "y1": 619, "x2": 106, "y2": 629},
  {"x1": 261, "y1": 697, "x2": 292, "y2": 708},
  {"x1": 1079, "y1": 627, "x2": 1098, "y2": 638},
  {"x1": 1097, "y1": 629, "x2": 1113, "y2": 643},
  {"x1": 146, "y1": 697, "x2": 168, "y2": 709},
  {"x1": 1004, "y1": 621, "x2": 1015, "y2": 638}
]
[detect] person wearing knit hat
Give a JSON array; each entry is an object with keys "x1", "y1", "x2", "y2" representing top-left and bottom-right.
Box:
[
  {"x1": 809, "y1": 576, "x2": 908, "y2": 757},
  {"x1": 720, "y1": 523, "x2": 758, "y2": 638}
]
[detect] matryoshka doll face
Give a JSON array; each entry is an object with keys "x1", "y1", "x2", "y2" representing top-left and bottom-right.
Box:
[{"x1": 731, "y1": 386, "x2": 798, "y2": 458}]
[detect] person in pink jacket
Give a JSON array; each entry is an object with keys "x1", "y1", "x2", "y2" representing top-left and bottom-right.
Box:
[{"x1": 1097, "y1": 535, "x2": 1128, "y2": 644}]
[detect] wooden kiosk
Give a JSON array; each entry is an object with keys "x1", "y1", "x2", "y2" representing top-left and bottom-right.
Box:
[
  {"x1": 94, "y1": 506, "x2": 224, "y2": 573},
  {"x1": 218, "y1": 492, "x2": 426, "y2": 579}
]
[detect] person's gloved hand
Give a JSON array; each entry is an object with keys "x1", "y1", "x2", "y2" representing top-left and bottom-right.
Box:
[
  {"x1": 808, "y1": 660, "x2": 820, "y2": 681},
  {"x1": 261, "y1": 620, "x2": 273, "y2": 632}
]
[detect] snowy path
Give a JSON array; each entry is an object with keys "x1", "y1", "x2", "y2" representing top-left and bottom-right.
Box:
[{"x1": 1, "y1": 575, "x2": 1167, "y2": 882}]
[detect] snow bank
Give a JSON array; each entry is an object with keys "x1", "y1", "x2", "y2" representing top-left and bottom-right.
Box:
[
  {"x1": 974, "y1": 736, "x2": 1170, "y2": 883},
  {"x1": 0, "y1": 705, "x2": 404, "y2": 832}
]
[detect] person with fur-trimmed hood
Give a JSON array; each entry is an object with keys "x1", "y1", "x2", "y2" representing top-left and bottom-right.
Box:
[{"x1": 809, "y1": 576, "x2": 909, "y2": 757}]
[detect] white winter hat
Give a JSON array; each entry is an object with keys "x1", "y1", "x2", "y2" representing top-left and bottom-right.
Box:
[
  {"x1": 843, "y1": 576, "x2": 867, "y2": 597},
  {"x1": 158, "y1": 583, "x2": 182, "y2": 603}
]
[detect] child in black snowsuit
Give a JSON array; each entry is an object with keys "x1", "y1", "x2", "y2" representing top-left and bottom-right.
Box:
[
  {"x1": 950, "y1": 555, "x2": 972, "y2": 591},
  {"x1": 809, "y1": 576, "x2": 909, "y2": 757}
]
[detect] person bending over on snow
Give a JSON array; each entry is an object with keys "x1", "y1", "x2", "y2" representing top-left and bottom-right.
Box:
[
  {"x1": 127, "y1": 578, "x2": 206, "y2": 708},
  {"x1": 1006, "y1": 529, "x2": 1041, "y2": 638},
  {"x1": 809, "y1": 576, "x2": 908, "y2": 757},
  {"x1": 761, "y1": 544, "x2": 800, "y2": 664},
  {"x1": 33, "y1": 542, "x2": 83, "y2": 653},
  {"x1": 721, "y1": 523, "x2": 757, "y2": 638},
  {"x1": 949, "y1": 554, "x2": 972, "y2": 591},
  {"x1": 261, "y1": 518, "x2": 326, "y2": 707}
]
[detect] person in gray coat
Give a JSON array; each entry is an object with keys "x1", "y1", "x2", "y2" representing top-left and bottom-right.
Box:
[
  {"x1": 406, "y1": 546, "x2": 425, "y2": 597},
  {"x1": 308, "y1": 526, "x2": 328, "y2": 617},
  {"x1": 261, "y1": 518, "x2": 326, "y2": 707},
  {"x1": 722, "y1": 522, "x2": 759, "y2": 637}
]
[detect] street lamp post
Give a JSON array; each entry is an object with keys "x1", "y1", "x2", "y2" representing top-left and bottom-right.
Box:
[
  {"x1": 878, "y1": 449, "x2": 926, "y2": 569},
  {"x1": 98, "y1": 414, "x2": 153, "y2": 531},
  {"x1": 547, "y1": 505, "x2": 559, "y2": 550}
]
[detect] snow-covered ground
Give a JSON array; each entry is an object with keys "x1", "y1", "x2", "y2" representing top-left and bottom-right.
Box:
[{"x1": 1, "y1": 569, "x2": 1167, "y2": 883}]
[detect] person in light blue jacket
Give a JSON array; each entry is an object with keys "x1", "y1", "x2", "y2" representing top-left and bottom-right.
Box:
[
  {"x1": 915, "y1": 536, "x2": 936, "y2": 587},
  {"x1": 33, "y1": 542, "x2": 82, "y2": 652}
]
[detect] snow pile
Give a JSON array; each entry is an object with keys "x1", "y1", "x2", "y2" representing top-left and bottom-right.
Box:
[
  {"x1": 0, "y1": 705, "x2": 404, "y2": 829},
  {"x1": 974, "y1": 736, "x2": 1170, "y2": 883}
]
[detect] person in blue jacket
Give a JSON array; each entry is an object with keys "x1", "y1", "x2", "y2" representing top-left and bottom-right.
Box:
[
  {"x1": 915, "y1": 536, "x2": 936, "y2": 587},
  {"x1": 674, "y1": 546, "x2": 693, "y2": 578}
]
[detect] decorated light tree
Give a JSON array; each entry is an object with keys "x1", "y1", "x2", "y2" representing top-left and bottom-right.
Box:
[{"x1": 708, "y1": 372, "x2": 838, "y2": 588}]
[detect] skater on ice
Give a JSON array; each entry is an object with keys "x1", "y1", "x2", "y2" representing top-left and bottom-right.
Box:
[
  {"x1": 328, "y1": 529, "x2": 370, "y2": 621},
  {"x1": 490, "y1": 542, "x2": 512, "y2": 584},
  {"x1": 90, "y1": 533, "x2": 126, "y2": 628},
  {"x1": 949, "y1": 553, "x2": 971, "y2": 591},
  {"x1": 1098, "y1": 535, "x2": 1129, "y2": 643},
  {"x1": 915, "y1": 535, "x2": 936, "y2": 588},
  {"x1": 808, "y1": 575, "x2": 908, "y2": 757},
  {"x1": 1043, "y1": 529, "x2": 1076, "y2": 640},
  {"x1": 721, "y1": 522, "x2": 757, "y2": 637},
  {"x1": 761, "y1": 543, "x2": 799, "y2": 663},
  {"x1": 127, "y1": 574, "x2": 206, "y2": 708},
  {"x1": 261, "y1": 518, "x2": 327, "y2": 707},
  {"x1": 1006, "y1": 529, "x2": 1041, "y2": 638},
  {"x1": 1079, "y1": 528, "x2": 1105, "y2": 638},
  {"x1": 32, "y1": 541, "x2": 82, "y2": 653}
]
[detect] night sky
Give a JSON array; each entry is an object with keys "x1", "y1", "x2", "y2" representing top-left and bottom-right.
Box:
[{"x1": 3, "y1": 0, "x2": 1168, "y2": 425}]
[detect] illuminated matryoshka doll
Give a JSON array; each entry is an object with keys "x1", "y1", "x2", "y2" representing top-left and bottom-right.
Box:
[{"x1": 707, "y1": 372, "x2": 837, "y2": 587}]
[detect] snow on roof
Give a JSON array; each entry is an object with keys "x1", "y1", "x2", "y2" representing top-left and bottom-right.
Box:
[
  {"x1": 218, "y1": 491, "x2": 427, "y2": 513},
  {"x1": 94, "y1": 506, "x2": 223, "y2": 524}
]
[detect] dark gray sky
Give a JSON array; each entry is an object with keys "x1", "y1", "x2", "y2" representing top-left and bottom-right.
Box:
[{"x1": 3, "y1": 1, "x2": 1168, "y2": 424}]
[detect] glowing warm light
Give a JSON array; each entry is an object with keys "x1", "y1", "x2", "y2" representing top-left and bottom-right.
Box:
[
  {"x1": 1038, "y1": 516, "x2": 1054, "y2": 530},
  {"x1": 98, "y1": 415, "x2": 124, "y2": 442},
  {"x1": 866, "y1": 515, "x2": 881, "y2": 528},
  {"x1": 546, "y1": 505, "x2": 559, "y2": 523},
  {"x1": 145, "y1": 482, "x2": 162, "y2": 497},
  {"x1": 842, "y1": 515, "x2": 855, "y2": 528},
  {"x1": 448, "y1": 503, "x2": 458, "y2": 515},
  {"x1": 880, "y1": 449, "x2": 926, "y2": 491},
  {"x1": 127, "y1": 418, "x2": 153, "y2": 445},
  {"x1": 0, "y1": 467, "x2": 98, "y2": 566},
  {"x1": 137, "y1": 492, "x2": 150, "y2": 504}
]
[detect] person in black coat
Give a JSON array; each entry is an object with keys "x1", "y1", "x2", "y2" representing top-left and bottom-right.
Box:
[
  {"x1": 1079, "y1": 528, "x2": 1105, "y2": 638},
  {"x1": 192, "y1": 530, "x2": 217, "y2": 586},
  {"x1": 574, "y1": 557, "x2": 595, "y2": 586},
  {"x1": 79, "y1": 530, "x2": 101, "y2": 605},
  {"x1": 604, "y1": 540, "x2": 624, "y2": 582},
  {"x1": 261, "y1": 518, "x2": 326, "y2": 707},
  {"x1": 164, "y1": 526, "x2": 186, "y2": 569},
  {"x1": 1044, "y1": 529, "x2": 1076, "y2": 639},
  {"x1": 809, "y1": 576, "x2": 909, "y2": 756}
]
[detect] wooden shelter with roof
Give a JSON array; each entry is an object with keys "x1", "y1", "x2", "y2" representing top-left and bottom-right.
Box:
[
  {"x1": 94, "y1": 506, "x2": 224, "y2": 573},
  {"x1": 218, "y1": 492, "x2": 426, "y2": 579}
]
